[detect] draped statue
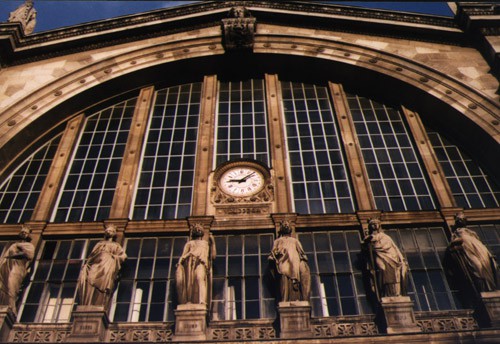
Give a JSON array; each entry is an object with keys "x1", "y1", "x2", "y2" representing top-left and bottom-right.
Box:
[
  {"x1": 0, "y1": 225, "x2": 35, "y2": 313},
  {"x1": 175, "y1": 223, "x2": 216, "y2": 306},
  {"x1": 269, "y1": 221, "x2": 311, "y2": 302},
  {"x1": 447, "y1": 213, "x2": 498, "y2": 292},
  {"x1": 8, "y1": 0, "x2": 37, "y2": 35},
  {"x1": 364, "y1": 218, "x2": 408, "y2": 298},
  {"x1": 77, "y1": 224, "x2": 127, "y2": 309}
]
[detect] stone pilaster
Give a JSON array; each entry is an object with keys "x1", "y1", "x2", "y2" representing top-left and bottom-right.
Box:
[
  {"x1": 266, "y1": 74, "x2": 293, "y2": 213},
  {"x1": 480, "y1": 291, "x2": 500, "y2": 327},
  {"x1": 330, "y1": 82, "x2": 376, "y2": 211},
  {"x1": 0, "y1": 306, "x2": 15, "y2": 343},
  {"x1": 172, "y1": 304, "x2": 208, "y2": 342},
  {"x1": 381, "y1": 296, "x2": 420, "y2": 334},
  {"x1": 402, "y1": 107, "x2": 456, "y2": 209},
  {"x1": 67, "y1": 306, "x2": 109, "y2": 342},
  {"x1": 278, "y1": 301, "x2": 312, "y2": 338}
]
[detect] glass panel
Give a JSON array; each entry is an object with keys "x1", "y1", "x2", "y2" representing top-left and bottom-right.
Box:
[
  {"x1": 0, "y1": 135, "x2": 61, "y2": 223},
  {"x1": 216, "y1": 80, "x2": 269, "y2": 166},
  {"x1": 282, "y1": 82, "x2": 355, "y2": 214},
  {"x1": 347, "y1": 94, "x2": 437, "y2": 211},
  {"x1": 53, "y1": 98, "x2": 137, "y2": 222},
  {"x1": 133, "y1": 83, "x2": 201, "y2": 220},
  {"x1": 427, "y1": 130, "x2": 499, "y2": 208}
]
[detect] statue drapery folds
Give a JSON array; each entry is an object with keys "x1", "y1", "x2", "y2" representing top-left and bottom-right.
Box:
[
  {"x1": 175, "y1": 223, "x2": 216, "y2": 306},
  {"x1": 0, "y1": 225, "x2": 35, "y2": 313},
  {"x1": 364, "y1": 218, "x2": 408, "y2": 298},
  {"x1": 77, "y1": 224, "x2": 127, "y2": 309},
  {"x1": 447, "y1": 213, "x2": 498, "y2": 293},
  {"x1": 269, "y1": 221, "x2": 311, "y2": 302}
]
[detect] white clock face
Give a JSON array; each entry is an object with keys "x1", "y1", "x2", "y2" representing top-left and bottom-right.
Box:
[{"x1": 220, "y1": 166, "x2": 265, "y2": 197}]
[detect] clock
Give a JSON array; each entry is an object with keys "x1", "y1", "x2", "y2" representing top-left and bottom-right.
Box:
[{"x1": 219, "y1": 165, "x2": 265, "y2": 197}]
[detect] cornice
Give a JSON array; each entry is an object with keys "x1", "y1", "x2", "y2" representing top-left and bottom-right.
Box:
[{"x1": 0, "y1": 1, "x2": 463, "y2": 66}]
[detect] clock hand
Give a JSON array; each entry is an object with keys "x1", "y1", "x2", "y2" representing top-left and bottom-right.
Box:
[{"x1": 240, "y1": 172, "x2": 256, "y2": 182}]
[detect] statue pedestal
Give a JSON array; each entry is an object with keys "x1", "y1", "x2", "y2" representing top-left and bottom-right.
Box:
[
  {"x1": 172, "y1": 304, "x2": 207, "y2": 342},
  {"x1": 381, "y1": 296, "x2": 420, "y2": 334},
  {"x1": 0, "y1": 306, "x2": 15, "y2": 343},
  {"x1": 278, "y1": 301, "x2": 312, "y2": 338},
  {"x1": 480, "y1": 291, "x2": 500, "y2": 327},
  {"x1": 67, "y1": 306, "x2": 109, "y2": 342}
]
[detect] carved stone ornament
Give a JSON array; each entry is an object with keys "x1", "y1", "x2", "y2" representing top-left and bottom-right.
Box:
[
  {"x1": 175, "y1": 223, "x2": 216, "y2": 306},
  {"x1": 363, "y1": 218, "x2": 409, "y2": 299},
  {"x1": 212, "y1": 160, "x2": 274, "y2": 205},
  {"x1": 76, "y1": 224, "x2": 127, "y2": 310},
  {"x1": 222, "y1": 6, "x2": 256, "y2": 51},
  {"x1": 0, "y1": 225, "x2": 35, "y2": 314},
  {"x1": 8, "y1": 0, "x2": 37, "y2": 35}
]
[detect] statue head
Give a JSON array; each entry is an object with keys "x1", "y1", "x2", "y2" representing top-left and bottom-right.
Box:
[
  {"x1": 190, "y1": 223, "x2": 205, "y2": 239},
  {"x1": 19, "y1": 225, "x2": 32, "y2": 241},
  {"x1": 368, "y1": 218, "x2": 382, "y2": 234},
  {"x1": 454, "y1": 212, "x2": 467, "y2": 228},
  {"x1": 278, "y1": 220, "x2": 292, "y2": 237},
  {"x1": 104, "y1": 224, "x2": 118, "y2": 239}
]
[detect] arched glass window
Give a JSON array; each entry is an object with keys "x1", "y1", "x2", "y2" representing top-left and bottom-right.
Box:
[
  {"x1": 53, "y1": 98, "x2": 137, "y2": 222},
  {"x1": 0, "y1": 135, "x2": 61, "y2": 223},
  {"x1": 347, "y1": 94, "x2": 436, "y2": 211},
  {"x1": 215, "y1": 80, "x2": 270, "y2": 166},
  {"x1": 133, "y1": 83, "x2": 202, "y2": 220},
  {"x1": 428, "y1": 130, "x2": 500, "y2": 208},
  {"x1": 282, "y1": 82, "x2": 355, "y2": 214}
]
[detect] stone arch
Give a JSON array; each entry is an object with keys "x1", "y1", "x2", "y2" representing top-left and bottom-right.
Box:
[{"x1": 1, "y1": 32, "x2": 498, "y2": 177}]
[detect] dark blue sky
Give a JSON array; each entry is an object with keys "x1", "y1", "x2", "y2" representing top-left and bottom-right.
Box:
[{"x1": 1, "y1": 1, "x2": 454, "y2": 33}]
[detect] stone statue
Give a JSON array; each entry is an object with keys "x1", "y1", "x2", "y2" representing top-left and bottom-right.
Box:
[
  {"x1": 364, "y1": 218, "x2": 408, "y2": 298},
  {"x1": 8, "y1": 0, "x2": 37, "y2": 35},
  {"x1": 269, "y1": 221, "x2": 311, "y2": 302},
  {"x1": 77, "y1": 224, "x2": 127, "y2": 308},
  {"x1": 447, "y1": 212, "x2": 498, "y2": 292},
  {"x1": 175, "y1": 223, "x2": 216, "y2": 306},
  {"x1": 0, "y1": 225, "x2": 35, "y2": 313}
]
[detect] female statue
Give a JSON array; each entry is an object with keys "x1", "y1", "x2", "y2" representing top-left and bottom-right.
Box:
[
  {"x1": 448, "y1": 213, "x2": 498, "y2": 292},
  {"x1": 175, "y1": 223, "x2": 216, "y2": 305},
  {"x1": 269, "y1": 221, "x2": 311, "y2": 302},
  {"x1": 364, "y1": 218, "x2": 408, "y2": 297},
  {"x1": 0, "y1": 225, "x2": 35, "y2": 313},
  {"x1": 77, "y1": 224, "x2": 127, "y2": 308}
]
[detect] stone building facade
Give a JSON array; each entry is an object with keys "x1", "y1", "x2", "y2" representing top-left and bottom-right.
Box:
[{"x1": 0, "y1": 1, "x2": 499, "y2": 343}]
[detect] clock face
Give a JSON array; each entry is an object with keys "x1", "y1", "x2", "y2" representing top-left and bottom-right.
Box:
[{"x1": 219, "y1": 166, "x2": 265, "y2": 197}]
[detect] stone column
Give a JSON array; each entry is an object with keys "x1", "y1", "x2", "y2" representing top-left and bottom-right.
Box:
[
  {"x1": 192, "y1": 75, "x2": 217, "y2": 216},
  {"x1": 266, "y1": 74, "x2": 293, "y2": 213},
  {"x1": 30, "y1": 114, "x2": 85, "y2": 222},
  {"x1": 401, "y1": 107, "x2": 455, "y2": 209},
  {"x1": 109, "y1": 86, "x2": 155, "y2": 220},
  {"x1": 380, "y1": 296, "x2": 420, "y2": 334},
  {"x1": 480, "y1": 291, "x2": 500, "y2": 327},
  {"x1": 278, "y1": 301, "x2": 312, "y2": 338},
  {"x1": 172, "y1": 304, "x2": 208, "y2": 342},
  {"x1": 0, "y1": 306, "x2": 15, "y2": 343},
  {"x1": 67, "y1": 305, "x2": 109, "y2": 342},
  {"x1": 329, "y1": 82, "x2": 376, "y2": 211}
]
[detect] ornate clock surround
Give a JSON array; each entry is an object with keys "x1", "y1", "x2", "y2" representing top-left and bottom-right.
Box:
[{"x1": 211, "y1": 160, "x2": 274, "y2": 216}]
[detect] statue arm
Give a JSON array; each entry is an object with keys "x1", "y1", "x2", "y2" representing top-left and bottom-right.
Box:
[{"x1": 209, "y1": 234, "x2": 216, "y2": 261}]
